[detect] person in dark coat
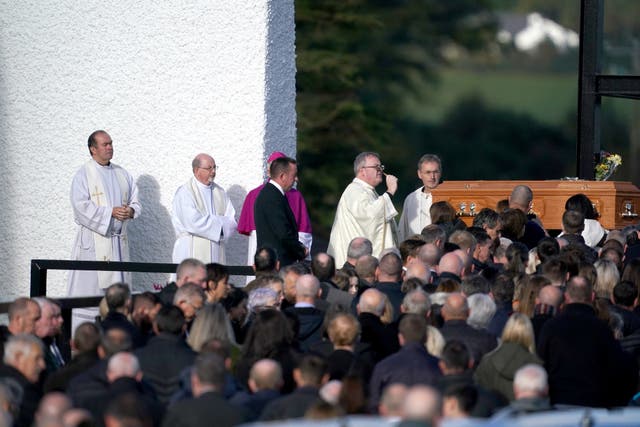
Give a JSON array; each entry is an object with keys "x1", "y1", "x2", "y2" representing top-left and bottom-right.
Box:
[
  {"x1": 260, "y1": 354, "x2": 327, "y2": 421},
  {"x1": 339, "y1": 237, "x2": 373, "y2": 274},
  {"x1": 508, "y1": 185, "x2": 546, "y2": 249},
  {"x1": 97, "y1": 352, "x2": 164, "y2": 427},
  {"x1": 610, "y1": 280, "x2": 640, "y2": 337},
  {"x1": 0, "y1": 335, "x2": 46, "y2": 427},
  {"x1": 44, "y1": 322, "x2": 100, "y2": 393},
  {"x1": 66, "y1": 327, "x2": 134, "y2": 418},
  {"x1": 229, "y1": 358, "x2": 282, "y2": 421},
  {"x1": 100, "y1": 283, "x2": 144, "y2": 348},
  {"x1": 537, "y1": 276, "x2": 638, "y2": 407},
  {"x1": 235, "y1": 309, "x2": 300, "y2": 394},
  {"x1": 162, "y1": 353, "x2": 247, "y2": 427},
  {"x1": 254, "y1": 157, "x2": 307, "y2": 267},
  {"x1": 369, "y1": 314, "x2": 442, "y2": 412},
  {"x1": 312, "y1": 252, "x2": 354, "y2": 310},
  {"x1": 283, "y1": 274, "x2": 325, "y2": 352},
  {"x1": 531, "y1": 285, "x2": 563, "y2": 346},
  {"x1": 156, "y1": 258, "x2": 207, "y2": 307},
  {"x1": 134, "y1": 305, "x2": 196, "y2": 405},
  {"x1": 323, "y1": 312, "x2": 374, "y2": 383},
  {"x1": 375, "y1": 252, "x2": 405, "y2": 322},
  {"x1": 486, "y1": 274, "x2": 514, "y2": 338},
  {"x1": 356, "y1": 288, "x2": 399, "y2": 362},
  {"x1": 559, "y1": 210, "x2": 597, "y2": 264},
  {"x1": 439, "y1": 293, "x2": 497, "y2": 367},
  {"x1": 437, "y1": 340, "x2": 507, "y2": 418}
]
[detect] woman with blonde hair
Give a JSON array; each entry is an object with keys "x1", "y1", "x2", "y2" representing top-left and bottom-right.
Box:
[
  {"x1": 380, "y1": 295, "x2": 395, "y2": 325},
  {"x1": 594, "y1": 259, "x2": 620, "y2": 299},
  {"x1": 187, "y1": 303, "x2": 238, "y2": 352},
  {"x1": 474, "y1": 313, "x2": 542, "y2": 401}
]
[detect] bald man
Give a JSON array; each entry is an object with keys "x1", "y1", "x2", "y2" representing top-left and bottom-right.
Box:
[
  {"x1": 402, "y1": 385, "x2": 442, "y2": 425},
  {"x1": 509, "y1": 185, "x2": 546, "y2": 249},
  {"x1": 172, "y1": 153, "x2": 237, "y2": 264},
  {"x1": 437, "y1": 252, "x2": 464, "y2": 284},
  {"x1": 357, "y1": 289, "x2": 399, "y2": 361},
  {"x1": 440, "y1": 293, "x2": 497, "y2": 367},
  {"x1": 284, "y1": 274, "x2": 325, "y2": 352},
  {"x1": 35, "y1": 392, "x2": 72, "y2": 426},
  {"x1": 379, "y1": 384, "x2": 408, "y2": 418},
  {"x1": 231, "y1": 359, "x2": 283, "y2": 421}
]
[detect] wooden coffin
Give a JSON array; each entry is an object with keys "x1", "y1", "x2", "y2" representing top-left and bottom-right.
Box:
[{"x1": 430, "y1": 180, "x2": 640, "y2": 230}]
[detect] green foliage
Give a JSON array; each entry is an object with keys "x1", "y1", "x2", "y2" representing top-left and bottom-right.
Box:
[
  {"x1": 296, "y1": 0, "x2": 497, "y2": 237},
  {"x1": 401, "y1": 95, "x2": 575, "y2": 185}
]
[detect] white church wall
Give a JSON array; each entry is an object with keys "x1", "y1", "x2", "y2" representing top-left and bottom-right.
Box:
[{"x1": 0, "y1": 1, "x2": 296, "y2": 299}]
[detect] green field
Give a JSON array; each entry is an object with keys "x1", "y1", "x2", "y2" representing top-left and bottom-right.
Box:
[
  {"x1": 404, "y1": 68, "x2": 579, "y2": 126},
  {"x1": 402, "y1": 67, "x2": 637, "y2": 182}
]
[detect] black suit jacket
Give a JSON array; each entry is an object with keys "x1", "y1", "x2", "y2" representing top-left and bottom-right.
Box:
[
  {"x1": 162, "y1": 390, "x2": 247, "y2": 427},
  {"x1": 254, "y1": 183, "x2": 306, "y2": 266}
]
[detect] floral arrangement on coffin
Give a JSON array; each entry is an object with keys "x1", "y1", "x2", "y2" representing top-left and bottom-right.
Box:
[{"x1": 595, "y1": 151, "x2": 622, "y2": 181}]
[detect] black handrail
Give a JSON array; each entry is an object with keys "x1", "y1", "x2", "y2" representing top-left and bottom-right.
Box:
[
  {"x1": 29, "y1": 259, "x2": 254, "y2": 298},
  {"x1": 25, "y1": 259, "x2": 255, "y2": 341}
]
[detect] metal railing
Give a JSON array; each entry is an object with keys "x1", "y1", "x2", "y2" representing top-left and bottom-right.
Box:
[{"x1": 24, "y1": 259, "x2": 254, "y2": 339}]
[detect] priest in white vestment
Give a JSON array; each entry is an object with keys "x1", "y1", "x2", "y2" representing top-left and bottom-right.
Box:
[
  {"x1": 68, "y1": 130, "x2": 141, "y2": 328},
  {"x1": 328, "y1": 152, "x2": 399, "y2": 267},
  {"x1": 172, "y1": 153, "x2": 237, "y2": 265},
  {"x1": 398, "y1": 154, "x2": 443, "y2": 242}
]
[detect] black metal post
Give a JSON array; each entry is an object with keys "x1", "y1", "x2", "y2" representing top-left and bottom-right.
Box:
[{"x1": 577, "y1": 0, "x2": 603, "y2": 179}]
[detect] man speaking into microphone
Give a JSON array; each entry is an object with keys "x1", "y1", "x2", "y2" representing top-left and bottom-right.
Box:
[{"x1": 328, "y1": 152, "x2": 399, "y2": 267}]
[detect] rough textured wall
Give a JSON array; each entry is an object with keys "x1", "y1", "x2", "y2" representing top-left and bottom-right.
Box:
[{"x1": 0, "y1": 1, "x2": 296, "y2": 299}]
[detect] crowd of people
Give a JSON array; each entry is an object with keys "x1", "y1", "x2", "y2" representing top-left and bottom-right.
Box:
[{"x1": 2, "y1": 140, "x2": 640, "y2": 426}]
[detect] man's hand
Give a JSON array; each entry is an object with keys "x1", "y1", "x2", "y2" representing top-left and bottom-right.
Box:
[
  {"x1": 111, "y1": 206, "x2": 133, "y2": 221},
  {"x1": 385, "y1": 174, "x2": 398, "y2": 196}
]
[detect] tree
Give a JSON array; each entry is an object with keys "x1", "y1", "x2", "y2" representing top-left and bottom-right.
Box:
[{"x1": 295, "y1": 0, "x2": 496, "y2": 237}]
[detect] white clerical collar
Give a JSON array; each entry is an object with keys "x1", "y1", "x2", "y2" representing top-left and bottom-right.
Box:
[
  {"x1": 420, "y1": 187, "x2": 432, "y2": 198},
  {"x1": 353, "y1": 177, "x2": 374, "y2": 190},
  {"x1": 269, "y1": 180, "x2": 285, "y2": 195},
  {"x1": 92, "y1": 159, "x2": 112, "y2": 169},
  {"x1": 194, "y1": 178, "x2": 212, "y2": 190}
]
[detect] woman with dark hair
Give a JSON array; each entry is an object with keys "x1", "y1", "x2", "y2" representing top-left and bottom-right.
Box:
[
  {"x1": 563, "y1": 193, "x2": 607, "y2": 247},
  {"x1": 234, "y1": 309, "x2": 299, "y2": 393},
  {"x1": 221, "y1": 287, "x2": 249, "y2": 344},
  {"x1": 499, "y1": 209, "x2": 526, "y2": 244},
  {"x1": 516, "y1": 275, "x2": 551, "y2": 318},
  {"x1": 430, "y1": 201, "x2": 465, "y2": 238},
  {"x1": 205, "y1": 263, "x2": 230, "y2": 303}
]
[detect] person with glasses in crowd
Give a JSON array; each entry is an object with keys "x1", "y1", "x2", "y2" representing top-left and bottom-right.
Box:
[
  {"x1": 328, "y1": 152, "x2": 399, "y2": 267},
  {"x1": 171, "y1": 153, "x2": 237, "y2": 265}
]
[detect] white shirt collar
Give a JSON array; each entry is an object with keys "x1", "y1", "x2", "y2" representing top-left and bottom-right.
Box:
[{"x1": 270, "y1": 180, "x2": 285, "y2": 195}]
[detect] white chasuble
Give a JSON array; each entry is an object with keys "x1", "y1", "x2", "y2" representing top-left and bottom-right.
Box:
[
  {"x1": 172, "y1": 178, "x2": 237, "y2": 264},
  {"x1": 327, "y1": 178, "x2": 398, "y2": 267}
]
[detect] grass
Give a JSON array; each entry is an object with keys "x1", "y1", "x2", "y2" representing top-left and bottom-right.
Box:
[{"x1": 403, "y1": 68, "x2": 579, "y2": 126}]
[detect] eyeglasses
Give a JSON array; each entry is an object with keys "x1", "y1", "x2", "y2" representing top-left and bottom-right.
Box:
[
  {"x1": 199, "y1": 165, "x2": 218, "y2": 171},
  {"x1": 361, "y1": 164, "x2": 385, "y2": 172}
]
